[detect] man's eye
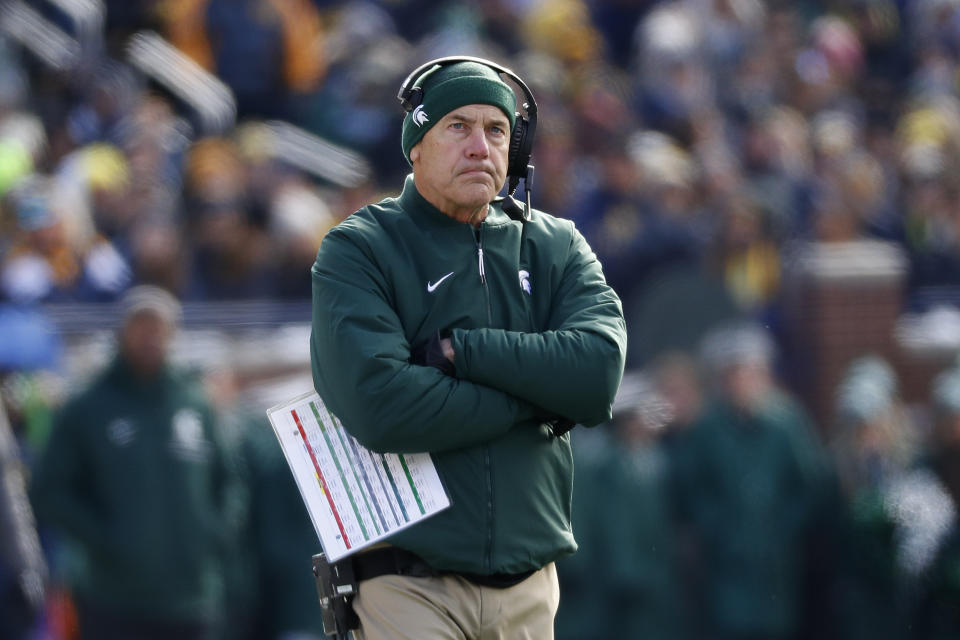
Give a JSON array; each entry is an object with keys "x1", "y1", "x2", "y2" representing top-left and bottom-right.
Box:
[
  {"x1": 451, "y1": 122, "x2": 466, "y2": 130},
  {"x1": 490, "y1": 126, "x2": 506, "y2": 135}
]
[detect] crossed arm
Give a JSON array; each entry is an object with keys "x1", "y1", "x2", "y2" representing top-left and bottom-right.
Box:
[{"x1": 310, "y1": 226, "x2": 626, "y2": 454}]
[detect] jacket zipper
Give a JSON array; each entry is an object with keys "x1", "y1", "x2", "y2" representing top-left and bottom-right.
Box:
[
  {"x1": 474, "y1": 226, "x2": 492, "y2": 325},
  {"x1": 474, "y1": 224, "x2": 494, "y2": 571}
]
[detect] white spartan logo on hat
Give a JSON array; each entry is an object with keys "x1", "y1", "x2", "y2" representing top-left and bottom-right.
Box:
[{"x1": 413, "y1": 104, "x2": 429, "y2": 127}]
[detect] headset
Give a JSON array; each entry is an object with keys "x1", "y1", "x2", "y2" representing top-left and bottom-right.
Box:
[{"x1": 397, "y1": 55, "x2": 537, "y2": 221}]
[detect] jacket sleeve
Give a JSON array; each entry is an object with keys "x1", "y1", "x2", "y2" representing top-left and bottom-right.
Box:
[
  {"x1": 30, "y1": 398, "x2": 109, "y2": 558},
  {"x1": 311, "y1": 227, "x2": 537, "y2": 454},
  {"x1": 449, "y1": 224, "x2": 627, "y2": 427}
]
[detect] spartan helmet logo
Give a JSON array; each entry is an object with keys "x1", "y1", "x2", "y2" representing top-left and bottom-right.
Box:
[{"x1": 412, "y1": 104, "x2": 429, "y2": 127}]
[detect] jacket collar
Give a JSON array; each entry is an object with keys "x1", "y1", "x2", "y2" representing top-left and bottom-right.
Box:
[
  {"x1": 105, "y1": 353, "x2": 174, "y2": 392},
  {"x1": 398, "y1": 174, "x2": 510, "y2": 229}
]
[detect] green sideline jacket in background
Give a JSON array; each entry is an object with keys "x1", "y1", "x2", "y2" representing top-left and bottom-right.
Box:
[
  {"x1": 30, "y1": 356, "x2": 230, "y2": 624},
  {"x1": 311, "y1": 175, "x2": 627, "y2": 576},
  {"x1": 673, "y1": 392, "x2": 825, "y2": 638}
]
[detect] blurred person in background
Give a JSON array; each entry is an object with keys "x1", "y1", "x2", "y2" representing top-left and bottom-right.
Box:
[
  {"x1": 0, "y1": 397, "x2": 47, "y2": 640},
  {"x1": 30, "y1": 285, "x2": 232, "y2": 640},
  {"x1": 202, "y1": 366, "x2": 261, "y2": 640},
  {"x1": 896, "y1": 98, "x2": 960, "y2": 296},
  {"x1": 790, "y1": 14, "x2": 865, "y2": 118},
  {"x1": 592, "y1": 371, "x2": 688, "y2": 640},
  {"x1": 632, "y1": 3, "x2": 712, "y2": 146},
  {"x1": 50, "y1": 94, "x2": 190, "y2": 299},
  {"x1": 911, "y1": 364, "x2": 960, "y2": 638},
  {"x1": 672, "y1": 323, "x2": 826, "y2": 640},
  {"x1": 242, "y1": 410, "x2": 332, "y2": 640},
  {"x1": 522, "y1": 0, "x2": 605, "y2": 72},
  {"x1": 231, "y1": 121, "x2": 341, "y2": 299},
  {"x1": 820, "y1": 356, "x2": 920, "y2": 640},
  {"x1": 182, "y1": 137, "x2": 275, "y2": 299},
  {"x1": 1, "y1": 175, "x2": 132, "y2": 303},
  {"x1": 1, "y1": 176, "x2": 82, "y2": 303},
  {"x1": 806, "y1": 178, "x2": 864, "y2": 244},
  {"x1": 0, "y1": 303, "x2": 64, "y2": 457},
  {"x1": 267, "y1": 176, "x2": 338, "y2": 299},
  {"x1": 554, "y1": 421, "x2": 609, "y2": 640},
  {"x1": 648, "y1": 349, "x2": 704, "y2": 454},
  {"x1": 587, "y1": 0, "x2": 652, "y2": 69},
  {"x1": 737, "y1": 105, "x2": 813, "y2": 240},
  {"x1": 159, "y1": 0, "x2": 327, "y2": 122},
  {"x1": 569, "y1": 130, "x2": 704, "y2": 317},
  {"x1": 650, "y1": 350, "x2": 705, "y2": 634},
  {"x1": 203, "y1": 364, "x2": 330, "y2": 640},
  {"x1": 61, "y1": 62, "x2": 142, "y2": 151},
  {"x1": 708, "y1": 192, "x2": 781, "y2": 320},
  {"x1": 0, "y1": 303, "x2": 64, "y2": 640},
  {"x1": 113, "y1": 95, "x2": 190, "y2": 232},
  {"x1": 0, "y1": 107, "x2": 42, "y2": 213},
  {"x1": 650, "y1": 349, "x2": 705, "y2": 462},
  {"x1": 839, "y1": 148, "x2": 902, "y2": 242}
]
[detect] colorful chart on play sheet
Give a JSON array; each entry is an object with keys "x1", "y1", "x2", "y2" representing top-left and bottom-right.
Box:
[{"x1": 267, "y1": 390, "x2": 451, "y2": 562}]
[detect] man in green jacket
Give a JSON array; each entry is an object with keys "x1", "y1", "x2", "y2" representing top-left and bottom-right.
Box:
[
  {"x1": 310, "y1": 56, "x2": 627, "y2": 639},
  {"x1": 31, "y1": 285, "x2": 230, "y2": 640}
]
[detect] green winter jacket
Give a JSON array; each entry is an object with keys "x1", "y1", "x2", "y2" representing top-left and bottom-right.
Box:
[
  {"x1": 310, "y1": 175, "x2": 626, "y2": 575},
  {"x1": 674, "y1": 392, "x2": 825, "y2": 637},
  {"x1": 31, "y1": 356, "x2": 229, "y2": 623}
]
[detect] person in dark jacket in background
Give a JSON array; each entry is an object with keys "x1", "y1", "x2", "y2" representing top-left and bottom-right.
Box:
[
  {"x1": 310, "y1": 56, "x2": 627, "y2": 640},
  {"x1": 554, "y1": 422, "x2": 610, "y2": 640},
  {"x1": 595, "y1": 371, "x2": 688, "y2": 640},
  {"x1": 30, "y1": 285, "x2": 231, "y2": 640},
  {"x1": 911, "y1": 365, "x2": 960, "y2": 639},
  {"x1": 822, "y1": 356, "x2": 919, "y2": 640},
  {"x1": 242, "y1": 412, "x2": 331, "y2": 640},
  {"x1": 672, "y1": 323, "x2": 826, "y2": 640}
]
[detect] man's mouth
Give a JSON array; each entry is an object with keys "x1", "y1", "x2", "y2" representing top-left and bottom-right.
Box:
[{"x1": 459, "y1": 167, "x2": 493, "y2": 179}]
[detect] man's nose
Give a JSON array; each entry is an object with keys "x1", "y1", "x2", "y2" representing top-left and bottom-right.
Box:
[{"x1": 465, "y1": 127, "x2": 489, "y2": 157}]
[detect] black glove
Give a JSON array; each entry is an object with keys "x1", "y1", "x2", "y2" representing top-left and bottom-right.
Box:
[
  {"x1": 548, "y1": 418, "x2": 576, "y2": 438},
  {"x1": 532, "y1": 404, "x2": 576, "y2": 438},
  {"x1": 410, "y1": 329, "x2": 455, "y2": 377}
]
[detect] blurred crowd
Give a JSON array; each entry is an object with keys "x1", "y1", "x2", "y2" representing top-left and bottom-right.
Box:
[
  {"x1": 1, "y1": 0, "x2": 960, "y2": 312},
  {"x1": 559, "y1": 326, "x2": 960, "y2": 640},
  {"x1": 2, "y1": 0, "x2": 960, "y2": 638}
]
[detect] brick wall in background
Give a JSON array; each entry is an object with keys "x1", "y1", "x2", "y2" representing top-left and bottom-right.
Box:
[{"x1": 781, "y1": 240, "x2": 907, "y2": 435}]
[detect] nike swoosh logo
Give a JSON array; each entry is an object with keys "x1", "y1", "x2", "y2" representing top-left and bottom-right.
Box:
[{"x1": 427, "y1": 271, "x2": 455, "y2": 293}]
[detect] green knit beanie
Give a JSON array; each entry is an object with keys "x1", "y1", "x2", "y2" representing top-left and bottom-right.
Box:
[{"x1": 401, "y1": 61, "x2": 517, "y2": 165}]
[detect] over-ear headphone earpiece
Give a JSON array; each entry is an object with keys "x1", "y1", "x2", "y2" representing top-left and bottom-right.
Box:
[
  {"x1": 400, "y1": 86, "x2": 425, "y2": 112},
  {"x1": 506, "y1": 109, "x2": 536, "y2": 193},
  {"x1": 507, "y1": 120, "x2": 526, "y2": 179},
  {"x1": 397, "y1": 55, "x2": 537, "y2": 221}
]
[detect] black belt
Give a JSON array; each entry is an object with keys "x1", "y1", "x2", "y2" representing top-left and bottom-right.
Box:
[{"x1": 341, "y1": 546, "x2": 536, "y2": 589}]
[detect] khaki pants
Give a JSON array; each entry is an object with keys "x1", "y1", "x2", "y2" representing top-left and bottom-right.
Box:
[{"x1": 351, "y1": 563, "x2": 559, "y2": 640}]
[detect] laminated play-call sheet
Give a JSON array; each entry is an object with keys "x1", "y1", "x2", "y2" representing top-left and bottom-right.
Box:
[{"x1": 267, "y1": 390, "x2": 451, "y2": 562}]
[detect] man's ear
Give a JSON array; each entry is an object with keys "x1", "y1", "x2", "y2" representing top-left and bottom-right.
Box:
[{"x1": 410, "y1": 144, "x2": 420, "y2": 165}]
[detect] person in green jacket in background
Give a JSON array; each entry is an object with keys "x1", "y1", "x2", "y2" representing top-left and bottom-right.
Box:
[
  {"x1": 554, "y1": 424, "x2": 610, "y2": 640},
  {"x1": 204, "y1": 366, "x2": 332, "y2": 640},
  {"x1": 30, "y1": 285, "x2": 231, "y2": 640},
  {"x1": 594, "y1": 371, "x2": 688, "y2": 640},
  {"x1": 821, "y1": 356, "x2": 920, "y2": 640},
  {"x1": 911, "y1": 365, "x2": 960, "y2": 639},
  {"x1": 310, "y1": 55, "x2": 626, "y2": 640},
  {"x1": 672, "y1": 323, "x2": 826, "y2": 640},
  {"x1": 242, "y1": 410, "x2": 331, "y2": 640}
]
